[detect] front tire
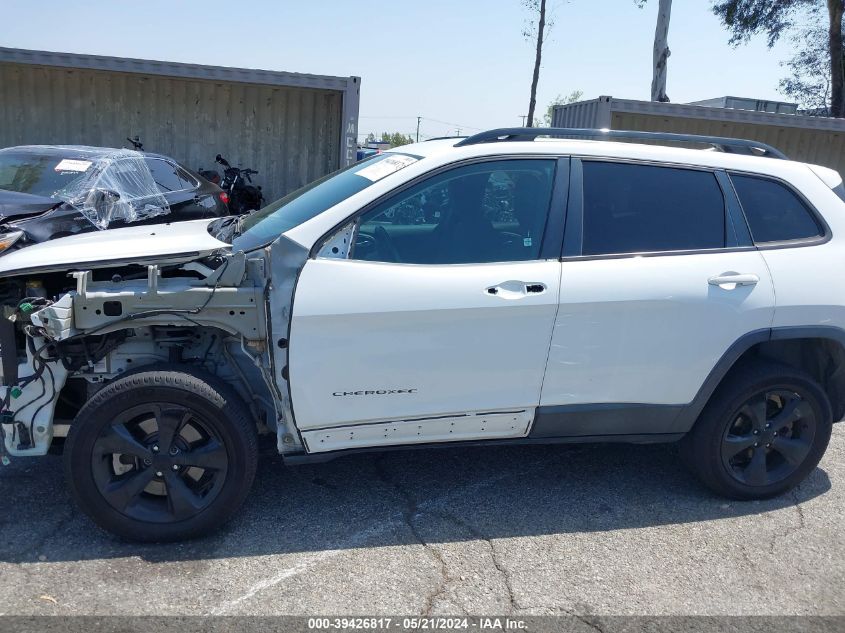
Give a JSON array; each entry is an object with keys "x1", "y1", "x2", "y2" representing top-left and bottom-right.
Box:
[
  {"x1": 682, "y1": 361, "x2": 833, "y2": 499},
  {"x1": 64, "y1": 367, "x2": 258, "y2": 541}
]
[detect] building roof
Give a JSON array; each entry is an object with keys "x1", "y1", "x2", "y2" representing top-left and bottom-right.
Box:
[{"x1": 0, "y1": 46, "x2": 358, "y2": 92}]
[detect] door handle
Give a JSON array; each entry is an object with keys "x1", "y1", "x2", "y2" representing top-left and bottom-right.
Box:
[
  {"x1": 485, "y1": 281, "x2": 547, "y2": 298},
  {"x1": 708, "y1": 273, "x2": 760, "y2": 288}
]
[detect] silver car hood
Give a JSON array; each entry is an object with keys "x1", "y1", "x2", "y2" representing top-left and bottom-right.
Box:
[{"x1": 0, "y1": 218, "x2": 229, "y2": 276}]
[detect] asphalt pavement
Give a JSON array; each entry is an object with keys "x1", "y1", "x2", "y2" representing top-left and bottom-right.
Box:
[{"x1": 0, "y1": 426, "x2": 843, "y2": 616}]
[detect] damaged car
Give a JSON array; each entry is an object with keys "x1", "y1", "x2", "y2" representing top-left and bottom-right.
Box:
[
  {"x1": 0, "y1": 145, "x2": 230, "y2": 253},
  {"x1": 1, "y1": 128, "x2": 844, "y2": 541}
]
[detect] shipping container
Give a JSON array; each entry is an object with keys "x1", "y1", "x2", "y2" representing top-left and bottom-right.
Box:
[
  {"x1": 0, "y1": 47, "x2": 361, "y2": 201},
  {"x1": 552, "y1": 95, "x2": 845, "y2": 176}
]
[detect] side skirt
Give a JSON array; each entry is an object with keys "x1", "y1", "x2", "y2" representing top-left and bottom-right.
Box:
[{"x1": 283, "y1": 431, "x2": 684, "y2": 465}]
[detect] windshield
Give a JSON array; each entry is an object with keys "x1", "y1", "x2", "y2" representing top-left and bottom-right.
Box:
[
  {"x1": 232, "y1": 153, "x2": 419, "y2": 251},
  {"x1": 0, "y1": 149, "x2": 94, "y2": 198}
]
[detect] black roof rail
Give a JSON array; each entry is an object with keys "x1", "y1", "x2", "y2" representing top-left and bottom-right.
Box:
[{"x1": 454, "y1": 127, "x2": 788, "y2": 159}]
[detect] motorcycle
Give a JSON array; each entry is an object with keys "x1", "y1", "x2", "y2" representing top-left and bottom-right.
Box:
[{"x1": 199, "y1": 154, "x2": 264, "y2": 214}]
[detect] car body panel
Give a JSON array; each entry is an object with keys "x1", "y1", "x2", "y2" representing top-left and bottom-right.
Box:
[
  {"x1": 289, "y1": 258, "x2": 561, "y2": 443},
  {"x1": 1, "y1": 135, "x2": 844, "y2": 462},
  {"x1": 541, "y1": 250, "x2": 776, "y2": 409},
  {"x1": 0, "y1": 218, "x2": 227, "y2": 276},
  {"x1": 0, "y1": 190, "x2": 59, "y2": 218}
]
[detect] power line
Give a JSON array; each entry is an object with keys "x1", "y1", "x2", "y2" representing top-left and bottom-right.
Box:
[{"x1": 358, "y1": 115, "x2": 482, "y2": 132}]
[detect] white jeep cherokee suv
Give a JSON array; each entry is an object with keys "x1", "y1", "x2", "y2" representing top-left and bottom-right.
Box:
[{"x1": 0, "y1": 128, "x2": 842, "y2": 541}]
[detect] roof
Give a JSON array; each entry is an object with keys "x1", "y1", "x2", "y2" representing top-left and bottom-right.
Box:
[
  {"x1": 0, "y1": 47, "x2": 359, "y2": 92},
  {"x1": 389, "y1": 134, "x2": 825, "y2": 180},
  {"x1": 555, "y1": 95, "x2": 845, "y2": 133}
]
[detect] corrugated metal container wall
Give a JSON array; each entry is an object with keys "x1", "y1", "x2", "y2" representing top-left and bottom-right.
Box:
[
  {"x1": 553, "y1": 97, "x2": 845, "y2": 176},
  {"x1": 610, "y1": 112, "x2": 845, "y2": 176},
  {"x1": 550, "y1": 99, "x2": 607, "y2": 129},
  {"x1": 0, "y1": 62, "x2": 343, "y2": 201}
]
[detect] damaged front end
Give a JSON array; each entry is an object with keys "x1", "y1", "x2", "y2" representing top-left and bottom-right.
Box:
[{"x1": 0, "y1": 245, "x2": 298, "y2": 462}]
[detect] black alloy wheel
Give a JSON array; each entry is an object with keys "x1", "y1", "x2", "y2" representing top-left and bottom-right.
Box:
[
  {"x1": 65, "y1": 367, "x2": 257, "y2": 541},
  {"x1": 720, "y1": 389, "x2": 817, "y2": 487},
  {"x1": 91, "y1": 403, "x2": 229, "y2": 524},
  {"x1": 682, "y1": 360, "x2": 833, "y2": 499}
]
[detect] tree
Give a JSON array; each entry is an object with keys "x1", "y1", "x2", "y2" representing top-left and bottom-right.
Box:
[
  {"x1": 637, "y1": 0, "x2": 673, "y2": 102},
  {"x1": 713, "y1": 0, "x2": 845, "y2": 117},
  {"x1": 362, "y1": 132, "x2": 413, "y2": 147},
  {"x1": 780, "y1": 14, "x2": 834, "y2": 113},
  {"x1": 523, "y1": 0, "x2": 553, "y2": 127},
  {"x1": 382, "y1": 132, "x2": 414, "y2": 148},
  {"x1": 541, "y1": 90, "x2": 584, "y2": 127}
]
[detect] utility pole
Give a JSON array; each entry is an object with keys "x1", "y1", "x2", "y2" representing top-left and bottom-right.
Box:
[
  {"x1": 416, "y1": 116, "x2": 421, "y2": 143},
  {"x1": 520, "y1": 115, "x2": 528, "y2": 126},
  {"x1": 455, "y1": 128, "x2": 461, "y2": 137}
]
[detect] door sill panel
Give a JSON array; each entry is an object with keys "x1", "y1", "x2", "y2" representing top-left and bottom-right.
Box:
[
  {"x1": 284, "y1": 432, "x2": 685, "y2": 465},
  {"x1": 301, "y1": 410, "x2": 532, "y2": 453}
]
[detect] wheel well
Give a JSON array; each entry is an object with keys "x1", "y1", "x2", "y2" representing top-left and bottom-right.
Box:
[
  {"x1": 53, "y1": 327, "x2": 277, "y2": 435},
  {"x1": 733, "y1": 337, "x2": 845, "y2": 422}
]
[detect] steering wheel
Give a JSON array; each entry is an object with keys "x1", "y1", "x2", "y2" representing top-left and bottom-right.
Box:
[{"x1": 374, "y1": 225, "x2": 402, "y2": 263}]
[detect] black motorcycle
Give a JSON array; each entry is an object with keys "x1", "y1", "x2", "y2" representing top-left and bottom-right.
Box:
[{"x1": 199, "y1": 154, "x2": 263, "y2": 214}]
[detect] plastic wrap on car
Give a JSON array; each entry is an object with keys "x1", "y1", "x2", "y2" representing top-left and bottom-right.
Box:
[{"x1": 17, "y1": 146, "x2": 170, "y2": 229}]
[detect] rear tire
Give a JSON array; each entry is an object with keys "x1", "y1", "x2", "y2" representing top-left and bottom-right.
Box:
[
  {"x1": 64, "y1": 367, "x2": 257, "y2": 541},
  {"x1": 681, "y1": 360, "x2": 832, "y2": 499}
]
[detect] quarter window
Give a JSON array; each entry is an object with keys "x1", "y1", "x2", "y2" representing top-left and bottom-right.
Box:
[
  {"x1": 581, "y1": 161, "x2": 726, "y2": 256},
  {"x1": 730, "y1": 174, "x2": 822, "y2": 243},
  {"x1": 145, "y1": 159, "x2": 183, "y2": 193},
  {"x1": 351, "y1": 160, "x2": 555, "y2": 264}
]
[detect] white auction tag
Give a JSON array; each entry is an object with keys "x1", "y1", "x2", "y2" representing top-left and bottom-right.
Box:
[
  {"x1": 355, "y1": 155, "x2": 417, "y2": 182},
  {"x1": 54, "y1": 159, "x2": 92, "y2": 172}
]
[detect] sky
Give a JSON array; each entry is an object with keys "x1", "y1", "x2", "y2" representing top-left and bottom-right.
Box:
[{"x1": 5, "y1": 0, "x2": 797, "y2": 141}]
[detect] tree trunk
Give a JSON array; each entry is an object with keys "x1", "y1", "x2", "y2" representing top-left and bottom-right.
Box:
[
  {"x1": 828, "y1": 0, "x2": 844, "y2": 117},
  {"x1": 526, "y1": 0, "x2": 546, "y2": 127},
  {"x1": 651, "y1": 0, "x2": 672, "y2": 102}
]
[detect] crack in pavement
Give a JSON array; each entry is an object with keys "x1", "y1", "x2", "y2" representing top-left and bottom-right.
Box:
[
  {"x1": 769, "y1": 485, "x2": 807, "y2": 555},
  {"x1": 373, "y1": 455, "x2": 455, "y2": 615},
  {"x1": 432, "y1": 509, "x2": 518, "y2": 614},
  {"x1": 208, "y1": 457, "x2": 551, "y2": 615}
]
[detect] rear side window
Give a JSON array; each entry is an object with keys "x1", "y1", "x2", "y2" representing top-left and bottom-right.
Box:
[
  {"x1": 581, "y1": 161, "x2": 725, "y2": 256},
  {"x1": 177, "y1": 167, "x2": 198, "y2": 189},
  {"x1": 730, "y1": 174, "x2": 822, "y2": 243},
  {"x1": 145, "y1": 159, "x2": 183, "y2": 193}
]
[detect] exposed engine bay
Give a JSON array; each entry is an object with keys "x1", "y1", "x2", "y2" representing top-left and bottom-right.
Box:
[{"x1": 0, "y1": 247, "x2": 296, "y2": 462}]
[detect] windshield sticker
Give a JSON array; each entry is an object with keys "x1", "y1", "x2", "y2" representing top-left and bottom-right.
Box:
[
  {"x1": 355, "y1": 155, "x2": 418, "y2": 182},
  {"x1": 54, "y1": 159, "x2": 92, "y2": 173}
]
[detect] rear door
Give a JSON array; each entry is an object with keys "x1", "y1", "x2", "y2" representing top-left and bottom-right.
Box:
[
  {"x1": 289, "y1": 157, "x2": 568, "y2": 453},
  {"x1": 535, "y1": 159, "x2": 776, "y2": 437}
]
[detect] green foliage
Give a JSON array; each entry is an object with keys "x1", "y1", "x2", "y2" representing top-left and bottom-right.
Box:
[
  {"x1": 540, "y1": 90, "x2": 584, "y2": 126},
  {"x1": 779, "y1": 11, "x2": 835, "y2": 113},
  {"x1": 712, "y1": 0, "x2": 814, "y2": 47},
  {"x1": 382, "y1": 132, "x2": 414, "y2": 148},
  {"x1": 713, "y1": 0, "x2": 844, "y2": 116},
  {"x1": 363, "y1": 132, "x2": 414, "y2": 147}
]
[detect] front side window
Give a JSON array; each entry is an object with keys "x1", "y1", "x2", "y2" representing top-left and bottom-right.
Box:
[
  {"x1": 351, "y1": 159, "x2": 555, "y2": 264},
  {"x1": 730, "y1": 173, "x2": 822, "y2": 243},
  {"x1": 581, "y1": 161, "x2": 726, "y2": 256}
]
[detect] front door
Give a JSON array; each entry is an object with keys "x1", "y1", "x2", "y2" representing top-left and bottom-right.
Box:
[{"x1": 289, "y1": 158, "x2": 565, "y2": 452}]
